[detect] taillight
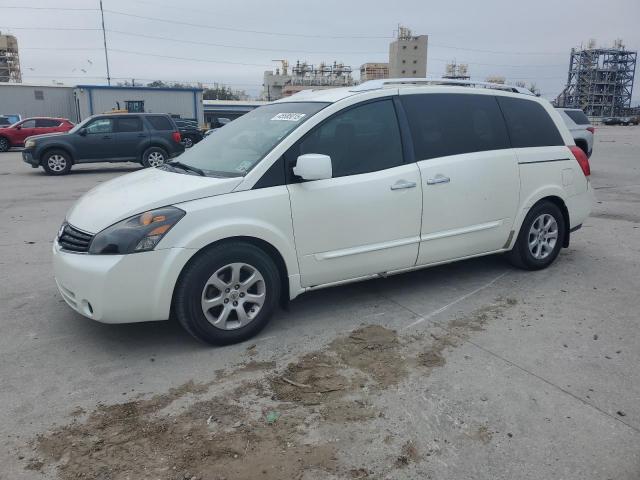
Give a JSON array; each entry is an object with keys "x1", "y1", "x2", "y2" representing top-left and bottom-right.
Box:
[
  {"x1": 569, "y1": 145, "x2": 590, "y2": 177},
  {"x1": 172, "y1": 131, "x2": 181, "y2": 143},
  {"x1": 586, "y1": 126, "x2": 595, "y2": 134}
]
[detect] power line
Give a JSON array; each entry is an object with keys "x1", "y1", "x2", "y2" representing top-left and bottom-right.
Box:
[
  {"x1": 108, "y1": 48, "x2": 274, "y2": 67},
  {"x1": 103, "y1": 9, "x2": 394, "y2": 39},
  {"x1": 106, "y1": 29, "x2": 388, "y2": 55},
  {"x1": 0, "y1": 5, "x2": 98, "y2": 11}
]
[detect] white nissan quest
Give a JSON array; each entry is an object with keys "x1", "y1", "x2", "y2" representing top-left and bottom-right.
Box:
[{"x1": 53, "y1": 79, "x2": 593, "y2": 345}]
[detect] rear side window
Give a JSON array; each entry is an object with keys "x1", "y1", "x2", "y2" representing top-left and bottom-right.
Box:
[
  {"x1": 564, "y1": 110, "x2": 590, "y2": 125},
  {"x1": 146, "y1": 115, "x2": 173, "y2": 131},
  {"x1": 116, "y1": 117, "x2": 143, "y2": 132},
  {"x1": 400, "y1": 93, "x2": 510, "y2": 160},
  {"x1": 35, "y1": 119, "x2": 61, "y2": 127},
  {"x1": 497, "y1": 97, "x2": 564, "y2": 148},
  {"x1": 298, "y1": 99, "x2": 403, "y2": 178}
]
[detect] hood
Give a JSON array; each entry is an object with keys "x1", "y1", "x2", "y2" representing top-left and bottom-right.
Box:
[
  {"x1": 66, "y1": 167, "x2": 243, "y2": 233},
  {"x1": 28, "y1": 132, "x2": 68, "y2": 142}
]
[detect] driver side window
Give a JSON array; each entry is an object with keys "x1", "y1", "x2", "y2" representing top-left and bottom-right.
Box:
[
  {"x1": 85, "y1": 118, "x2": 113, "y2": 134},
  {"x1": 19, "y1": 120, "x2": 36, "y2": 129},
  {"x1": 297, "y1": 99, "x2": 403, "y2": 178}
]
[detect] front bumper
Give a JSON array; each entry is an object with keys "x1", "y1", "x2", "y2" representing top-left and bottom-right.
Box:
[
  {"x1": 22, "y1": 150, "x2": 39, "y2": 167},
  {"x1": 53, "y1": 240, "x2": 195, "y2": 323}
]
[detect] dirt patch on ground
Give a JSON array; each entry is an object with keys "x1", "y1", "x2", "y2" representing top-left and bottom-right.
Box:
[
  {"x1": 330, "y1": 325, "x2": 407, "y2": 388},
  {"x1": 27, "y1": 304, "x2": 515, "y2": 480}
]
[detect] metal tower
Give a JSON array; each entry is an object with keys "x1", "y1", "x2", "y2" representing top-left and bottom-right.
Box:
[
  {"x1": 0, "y1": 32, "x2": 22, "y2": 83},
  {"x1": 556, "y1": 41, "x2": 636, "y2": 117}
]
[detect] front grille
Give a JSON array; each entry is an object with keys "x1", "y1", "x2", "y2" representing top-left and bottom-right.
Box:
[{"x1": 58, "y1": 223, "x2": 94, "y2": 253}]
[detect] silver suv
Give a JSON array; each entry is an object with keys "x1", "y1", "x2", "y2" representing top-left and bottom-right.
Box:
[{"x1": 556, "y1": 108, "x2": 594, "y2": 157}]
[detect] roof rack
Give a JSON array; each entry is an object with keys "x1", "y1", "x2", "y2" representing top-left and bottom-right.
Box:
[{"x1": 350, "y1": 77, "x2": 534, "y2": 95}]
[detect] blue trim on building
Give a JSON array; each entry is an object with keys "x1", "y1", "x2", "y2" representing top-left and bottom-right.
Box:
[
  {"x1": 203, "y1": 105, "x2": 258, "y2": 113},
  {"x1": 88, "y1": 89, "x2": 94, "y2": 115},
  {"x1": 193, "y1": 91, "x2": 198, "y2": 119},
  {"x1": 76, "y1": 84, "x2": 202, "y2": 92}
]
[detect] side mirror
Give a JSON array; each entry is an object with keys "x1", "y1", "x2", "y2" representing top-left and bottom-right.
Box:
[
  {"x1": 15, "y1": 125, "x2": 21, "y2": 130},
  {"x1": 293, "y1": 154, "x2": 332, "y2": 181},
  {"x1": 78, "y1": 128, "x2": 87, "y2": 136}
]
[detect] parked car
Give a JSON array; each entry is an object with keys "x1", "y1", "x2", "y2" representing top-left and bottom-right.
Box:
[
  {"x1": 52, "y1": 80, "x2": 593, "y2": 345},
  {"x1": 172, "y1": 118, "x2": 204, "y2": 148},
  {"x1": 602, "y1": 117, "x2": 621, "y2": 125},
  {"x1": 620, "y1": 116, "x2": 638, "y2": 126},
  {"x1": 0, "y1": 117, "x2": 74, "y2": 152},
  {"x1": 0, "y1": 114, "x2": 22, "y2": 124},
  {"x1": 22, "y1": 113, "x2": 184, "y2": 175},
  {"x1": 556, "y1": 108, "x2": 594, "y2": 157}
]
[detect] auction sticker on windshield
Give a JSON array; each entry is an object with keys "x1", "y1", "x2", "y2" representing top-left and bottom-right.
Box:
[{"x1": 271, "y1": 113, "x2": 307, "y2": 122}]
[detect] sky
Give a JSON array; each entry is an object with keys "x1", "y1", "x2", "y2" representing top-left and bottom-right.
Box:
[{"x1": 1, "y1": 0, "x2": 639, "y2": 102}]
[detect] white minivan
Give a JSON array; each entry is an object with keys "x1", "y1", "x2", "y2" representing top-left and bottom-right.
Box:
[{"x1": 53, "y1": 79, "x2": 593, "y2": 345}]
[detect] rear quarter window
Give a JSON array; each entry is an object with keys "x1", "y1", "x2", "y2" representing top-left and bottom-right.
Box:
[
  {"x1": 497, "y1": 97, "x2": 564, "y2": 148},
  {"x1": 564, "y1": 110, "x2": 590, "y2": 125},
  {"x1": 146, "y1": 115, "x2": 173, "y2": 131}
]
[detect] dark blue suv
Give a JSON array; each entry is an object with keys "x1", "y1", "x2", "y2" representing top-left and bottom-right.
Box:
[{"x1": 22, "y1": 113, "x2": 185, "y2": 175}]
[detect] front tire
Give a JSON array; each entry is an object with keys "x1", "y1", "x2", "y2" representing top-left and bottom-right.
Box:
[
  {"x1": 507, "y1": 201, "x2": 565, "y2": 270},
  {"x1": 42, "y1": 149, "x2": 72, "y2": 175},
  {"x1": 174, "y1": 242, "x2": 281, "y2": 345},
  {"x1": 0, "y1": 136, "x2": 9, "y2": 152},
  {"x1": 141, "y1": 147, "x2": 168, "y2": 168}
]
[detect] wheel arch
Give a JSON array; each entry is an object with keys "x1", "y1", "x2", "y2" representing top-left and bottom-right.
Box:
[
  {"x1": 40, "y1": 145, "x2": 75, "y2": 165},
  {"x1": 172, "y1": 236, "x2": 291, "y2": 311},
  {"x1": 511, "y1": 189, "x2": 571, "y2": 250}
]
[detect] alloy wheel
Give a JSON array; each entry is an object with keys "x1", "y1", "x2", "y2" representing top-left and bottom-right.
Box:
[
  {"x1": 147, "y1": 151, "x2": 165, "y2": 167},
  {"x1": 201, "y1": 262, "x2": 266, "y2": 330},
  {"x1": 47, "y1": 154, "x2": 67, "y2": 173},
  {"x1": 528, "y1": 213, "x2": 558, "y2": 260}
]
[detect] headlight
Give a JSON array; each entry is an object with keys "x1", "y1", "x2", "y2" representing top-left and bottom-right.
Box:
[
  {"x1": 24, "y1": 139, "x2": 36, "y2": 149},
  {"x1": 89, "y1": 207, "x2": 185, "y2": 255}
]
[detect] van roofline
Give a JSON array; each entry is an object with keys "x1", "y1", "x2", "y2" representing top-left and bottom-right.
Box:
[{"x1": 350, "y1": 77, "x2": 534, "y2": 95}]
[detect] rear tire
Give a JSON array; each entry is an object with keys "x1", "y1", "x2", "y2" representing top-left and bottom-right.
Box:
[
  {"x1": 507, "y1": 201, "x2": 565, "y2": 270},
  {"x1": 141, "y1": 147, "x2": 168, "y2": 168},
  {"x1": 0, "y1": 136, "x2": 9, "y2": 152},
  {"x1": 174, "y1": 242, "x2": 281, "y2": 345},
  {"x1": 42, "y1": 149, "x2": 72, "y2": 175}
]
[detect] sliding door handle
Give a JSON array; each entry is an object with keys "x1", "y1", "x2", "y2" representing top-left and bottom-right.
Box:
[
  {"x1": 390, "y1": 180, "x2": 417, "y2": 190},
  {"x1": 426, "y1": 175, "x2": 450, "y2": 185}
]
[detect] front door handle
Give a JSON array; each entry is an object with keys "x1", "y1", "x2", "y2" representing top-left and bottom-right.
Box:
[
  {"x1": 426, "y1": 174, "x2": 450, "y2": 185},
  {"x1": 390, "y1": 180, "x2": 417, "y2": 190}
]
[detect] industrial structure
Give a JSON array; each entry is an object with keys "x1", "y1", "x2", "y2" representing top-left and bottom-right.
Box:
[
  {"x1": 360, "y1": 63, "x2": 390, "y2": 82},
  {"x1": 263, "y1": 60, "x2": 355, "y2": 100},
  {"x1": 443, "y1": 61, "x2": 470, "y2": 80},
  {"x1": 388, "y1": 26, "x2": 428, "y2": 78},
  {"x1": 555, "y1": 39, "x2": 637, "y2": 117},
  {"x1": 0, "y1": 32, "x2": 21, "y2": 83}
]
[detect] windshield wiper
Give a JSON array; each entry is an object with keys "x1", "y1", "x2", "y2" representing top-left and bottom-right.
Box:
[{"x1": 169, "y1": 161, "x2": 206, "y2": 177}]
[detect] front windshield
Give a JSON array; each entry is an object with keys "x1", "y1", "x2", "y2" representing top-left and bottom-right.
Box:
[
  {"x1": 68, "y1": 116, "x2": 93, "y2": 134},
  {"x1": 176, "y1": 102, "x2": 328, "y2": 176}
]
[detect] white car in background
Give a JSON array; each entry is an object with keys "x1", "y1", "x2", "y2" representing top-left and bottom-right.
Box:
[
  {"x1": 53, "y1": 79, "x2": 593, "y2": 345},
  {"x1": 556, "y1": 107, "x2": 595, "y2": 157}
]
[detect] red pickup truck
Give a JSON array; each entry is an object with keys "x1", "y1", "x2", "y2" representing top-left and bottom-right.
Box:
[{"x1": 0, "y1": 117, "x2": 74, "y2": 152}]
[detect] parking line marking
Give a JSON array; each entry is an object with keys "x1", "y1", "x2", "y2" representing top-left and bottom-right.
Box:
[{"x1": 402, "y1": 272, "x2": 508, "y2": 330}]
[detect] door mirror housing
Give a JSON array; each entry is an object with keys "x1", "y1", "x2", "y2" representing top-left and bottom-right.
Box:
[
  {"x1": 15, "y1": 125, "x2": 21, "y2": 130},
  {"x1": 78, "y1": 128, "x2": 87, "y2": 136},
  {"x1": 293, "y1": 154, "x2": 332, "y2": 181}
]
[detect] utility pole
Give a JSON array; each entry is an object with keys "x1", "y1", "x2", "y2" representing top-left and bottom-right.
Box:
[{"x1": 99, "y1": 0, "x2": 111, "y2": 85}]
